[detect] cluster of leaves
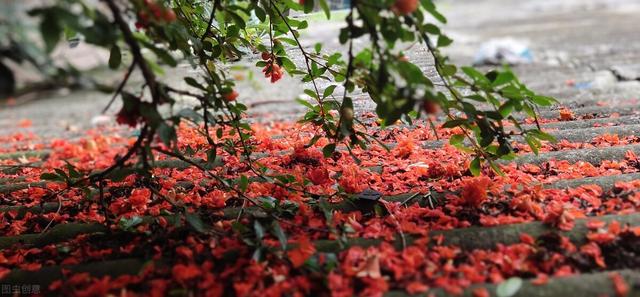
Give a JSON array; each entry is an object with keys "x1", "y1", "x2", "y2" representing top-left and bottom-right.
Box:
[{"x1": 21, "y1": 0, "x2": 560, "y2": 249}]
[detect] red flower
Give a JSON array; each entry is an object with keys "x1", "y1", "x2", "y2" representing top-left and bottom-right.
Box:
[
  {"x1": 406, "y1": 282, "x2": 429, "y2": 294},
  {"x1": 586, "y1": 220, "x2": 606, "y2": 230},
  {"x1": 472, "y1": 287, "x2": 490, "y2": 297},
  {"x1": 288, "y1": 237, "x2": 316, "y2": 268},
  {"x1": 610, "y1": 272, "x2": 629, "y2": 297},
  {"x1": 0, "y1": 267, "x2": 10, "y2": 279},
  {"x1": 172, "y1": 264, "x2": 201, "y2": 283},
  {"x1": 394, "y1": 137, "x2": 415, "y2": 159},
  {"x1": 520, "y1": 233, "x2": 535, "y2": 245},
  {"x1": 223, "y1": 89, "x2": 239, "y2": 101},
  {"x1": 531, "y1": 274, "x2": 549, "y2": 285},
  {"x1": 129, "y1": 188, "x2": 151, "y2": 208},
  {"x1": 544, "y1": 201, "x2": 575, "y2": 231},
  {"x1": 328, "y1": 272, "x2": 353, "y2": 297},
  {"x1": 392, "y1": 0, "x2": 419, "y2": 15},
  {"x1": 307, "y1": 167, "x2": 330, "y2": 185},
  {"x1": 175, "y1": 246, "x2": 193, "y2": 260},
  {"x1": 581, "y1": 242, "x2": 606, "y2": 268},
  {"x1": 587, "y1": 232, "x2": 616, "y2": 244},
  {"x1": 262, "y1": 61, "x2": 284, "y2": 83},
  {"x1": 460, "y1": 177, "x2": 491, "y2": 208},
  {"x1": 115, "y1": 104, "x2": 141, "y2": 127}
]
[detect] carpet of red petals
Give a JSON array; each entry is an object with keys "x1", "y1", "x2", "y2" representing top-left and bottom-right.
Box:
[{"x1": 1, "y1": 113, "x2": 640, "y2": 296}]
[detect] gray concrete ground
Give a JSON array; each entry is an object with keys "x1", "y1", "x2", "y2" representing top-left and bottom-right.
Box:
[{"x1": 1, "y1": 0, "x2": 639, "y2": 141}]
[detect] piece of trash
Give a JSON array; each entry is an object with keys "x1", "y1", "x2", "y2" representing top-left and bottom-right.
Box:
[
  {"x1": 357, "y1": 188, "x2": 382, "y2": 201},
  {"x1": 91, "y1": 115, "x2": 112, "y2": 126},
  {"x1": 573, "y1": 82, "x2": 592, "y2": 90},
  {"x1": 474, "y1": 38, "x2": 533, "y2": 66},
  {"x1": 407, "y1": 162, "x2": 429, "y2": 169}
]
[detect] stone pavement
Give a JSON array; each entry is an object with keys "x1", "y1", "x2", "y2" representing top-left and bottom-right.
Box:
[{"x1": 1, "y1": 0, "x2": 639, "y2": 142}]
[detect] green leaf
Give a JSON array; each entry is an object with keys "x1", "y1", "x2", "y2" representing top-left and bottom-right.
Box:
[
  {"x1": 225, "y1": 10, "x2": 246, "y2": 29},
  {"x1": 323, "y1": 85, "x2": 337, "y2": 99},
  {"x1": 423, "y1": 23, "x2": 440, "y2": 35},
  {"x1": 40, "y1": 172, "x2": 62, "y2": 181},
  {"x1": 437, "y1": 35, "x2": 453, "y2": 47},
  {"x1": 319, "y1": 0, "x2": 331, "y2": 19},
  {"x1": 322, "y1": 143, "x2": 336, "y2": 157},
  {"x1": 525, "y1": 134, "x2": 540, "y2": 155},
  {"x1": 529, "y1": 129, "x2": 557, "y2": 143},
  {"x1": 470, "y1": 157, "x2": 481, "y2": 176},
  {"x1": 271, "y1": 221, "x2": 287, "y2": 250},
  {"x1": 441, "y1": 64, "x2": 457, "y2": 76},
  {"x1": 462, "y1": 67, "x2": 490, "y2": 86},
  {"x1": 496, "y1": 277, "x2": 523, "y2": 297},
  {"x1": 442, "y1": 119, "x2": 467, "y2": 128},
  {"x1": 530, "y1": 95, "x2": 557, "y2": 106},
  {"x1": 303, "y1": 0, "x2": 314, "y2": 13},
  {"x1": 254, "y1": 6, "x2": 266, "y2": 22},
  {"x1": 106, "y1": 168, "x2": 136, "y2": 182},
  {"x1": 491, "y1": 72, "x2": 515, "y2": 87},
  {"x1": 253, "y1": 220, "x2": 264, "y2": 240},
  {"x1": 296, "y1": 98, "x2": 316, "y2": 110},
  {"x1": 498, "y1": 100, "x2": 515, "y2": 118},
  {"x1": 184, "y1": 77, "x2": 206, "y2": 90},
  {"x1": 398, "y1": 62, "x2": 431, "y2": 86},
  {"x1": 449, "y1": 134, "x2": 465, "y2": 146},
  {"x1": 422, "y1": 0, "x2": 447, "y2": 23},
  {"x1": 304, "y1": 89, "x2": 318, "y2": 100},
  {"x1": 157, "y1": 123, "x2": 176, "y2": 146},
  {"x1": 118, "y1": 216, "x2": 143, "y2": 231},
  {"x1": 108, "y1": 45, "x2": 121, "y2": 69},
  {"x1": 489, "y1": 161, "x2": 505, "y2": 176},
  {"x1": 239, "y1": 175, "x2": 249, "y2": 192},
  {"x1": 185, "y1": 212, "x2": 207, "y2": 233},
  {"x1": 40, "y1": 12, "x2": 61, "y2": 53}
]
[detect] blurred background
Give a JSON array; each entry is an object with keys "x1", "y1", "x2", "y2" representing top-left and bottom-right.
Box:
[{"x1": 1, "y1": 0, "x2": 639, "y2": 145}]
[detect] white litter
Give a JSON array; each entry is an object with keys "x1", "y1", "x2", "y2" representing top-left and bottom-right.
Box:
[{"x1": 474, "y1": 38, "x2": 533, "y2": 66}]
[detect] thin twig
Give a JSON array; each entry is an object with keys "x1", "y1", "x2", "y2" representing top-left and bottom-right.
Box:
[
  {"x1": 102, "y1": 60, "x2": 137, "y2": 114},
  {"x1": 104, "y1": 0, "x2": 160, "y2": 103}
]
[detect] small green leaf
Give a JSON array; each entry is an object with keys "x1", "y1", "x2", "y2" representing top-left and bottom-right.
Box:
[
  {"x1": 108, "y1": 45, "x2": 121, "y2": 69},
  {"x1": 319, "y1": 0, "x2": 331, "y2": 19},
  {"x1": 449, "y1": 134, "x2": 465, "y2": 146},
  {"x1": 491, "y1": 72, "x2": 515, "y2": 87},
  {"x1": 118, "y1": 216, "x2": 143, "y2": 231},
  {"x1": 253, "y1": 220, "x2": 264, "y2": 240},
  {"x1": 529, "y1": 130, "x2": 557, "y2": 143},
  {"x1": 525, "y1": 135, "x2": 540, "y2": 155},
  {"x1": 470, "y1": 157, "x2": 481, "y2": 176},
  {"x1": 322, "y1": 143, "x2": 336, "y2": 157},
  {"x1": 423, "y1": 23, "x2": 440, "y2": 35},
  {"x1": 271, "y1": 221, "x2": 287, "y2": 250},
  {"x1": 184, "y1": 77, "x2": 206, "y2": 90},
  {"x1": 530, "y1": 95, "x2": 557, "y2": 106},
  {"x1": 239, "y1": 175, "x2": 249, "y2": 192},
  {"x1": 185, "y1": 212, "x2": 207, "y2": 233},
  {"x1": 157, "y1": 123, "x2": 176, "y2": 146},
  {"x1": 437, "y1": 35, "x2": 453, "y2": 47},
  {"x1": 323, "y1": 85, "x2": 337, "y2": 99},
  {"x1": 498, "y1": 100, "x2": 515, "y2": 118},
  {"x1": 40, "y1": 172, "x2": 62, "y2": 181}
]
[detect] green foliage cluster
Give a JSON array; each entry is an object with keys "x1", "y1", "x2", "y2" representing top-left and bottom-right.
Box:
[{"x1": 22, "y1": 0, "x2": 556, "y2": 190}]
